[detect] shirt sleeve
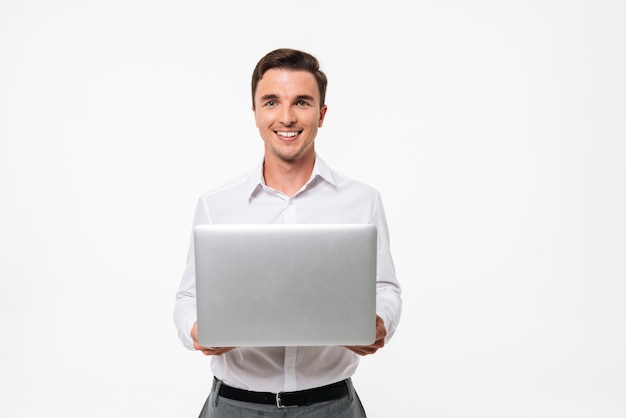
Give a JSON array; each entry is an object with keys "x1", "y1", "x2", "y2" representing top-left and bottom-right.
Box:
[
  {"x1": 173, "y1": 198, "x2": 210, "y2": 350},
  {"x1": 372, "y1": 193, "x2": 403, "y2": 342}
]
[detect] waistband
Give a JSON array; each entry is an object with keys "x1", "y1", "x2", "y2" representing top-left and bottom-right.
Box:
[{"x1": 215, "y1": 378, "x2": 350, "y2": 408}]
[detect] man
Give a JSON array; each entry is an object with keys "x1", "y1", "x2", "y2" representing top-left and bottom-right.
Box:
[{"x1": 174, "y1": 48, "x2": 402, "y2": 417}]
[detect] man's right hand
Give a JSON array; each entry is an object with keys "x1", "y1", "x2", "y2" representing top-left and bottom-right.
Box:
[{"x1": 191, "y1": 322, "x2": 235, "y2": 356}]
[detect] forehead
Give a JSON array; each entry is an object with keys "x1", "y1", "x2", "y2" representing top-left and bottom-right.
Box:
[{"x1": 255, "y1": 69, "x2": 320, "y2": 101}]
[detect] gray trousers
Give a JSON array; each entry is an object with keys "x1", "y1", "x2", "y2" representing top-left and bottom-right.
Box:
[{"x1": 199, "y1": 378, "x2": 367, "y2": 417}]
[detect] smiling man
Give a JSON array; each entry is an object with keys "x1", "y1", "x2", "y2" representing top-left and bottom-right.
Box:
[
  {"x1": 174, "y1": 48, "x2": 402, "y2": 417},
  {"x1": 253, "y1": 59, "x2": 327, "y2": 197}
]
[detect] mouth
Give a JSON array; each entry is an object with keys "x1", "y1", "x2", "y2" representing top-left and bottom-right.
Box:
[{"x1": 275, "y1": 131, "x2": 301, "y2": 140}]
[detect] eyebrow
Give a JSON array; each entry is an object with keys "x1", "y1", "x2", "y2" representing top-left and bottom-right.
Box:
[
  {"x1": 260, "y1": 94, "x2": 279, "y2": 102},
  {"x1": 294, "y1": 95, "x2": 315, "y2": 102}
]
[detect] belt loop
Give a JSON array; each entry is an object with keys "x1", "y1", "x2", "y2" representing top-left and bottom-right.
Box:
[
  {"x1": 345, "y1": 378, "x2": 355, "y2": 402},
  {"x1": 211, "y1": 377, "x2": 223, "y2": 407}
]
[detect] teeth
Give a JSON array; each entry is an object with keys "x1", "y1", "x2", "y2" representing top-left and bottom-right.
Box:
[{"x1": 277, "y1": 131, "x2": 297, "y2": 138}]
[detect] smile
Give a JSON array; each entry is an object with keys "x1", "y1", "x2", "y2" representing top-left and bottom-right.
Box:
[{"x1": 276, "y1": 131, "x2": 300, "y2": 138}]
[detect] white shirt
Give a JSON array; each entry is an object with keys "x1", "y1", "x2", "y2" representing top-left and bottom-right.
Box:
[{"x1": 173, "y1": 155, "x2": 402, "y2": 392}]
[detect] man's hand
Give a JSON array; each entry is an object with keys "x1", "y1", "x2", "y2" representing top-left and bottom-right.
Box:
[
  {"x1": 345, "y1": 315, "x2": 387, "y2": 356},
  {"x1": 191, "y1": 322, "x2": 235, "y2": 356}
]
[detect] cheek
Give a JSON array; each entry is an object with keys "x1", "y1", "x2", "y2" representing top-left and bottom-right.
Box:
[
  {"x1": 253, "y1": 109, "x2": 265, "y2": 128},
  {"x1": 255, "y1": 112, "x2": 272, "y2": 129}
]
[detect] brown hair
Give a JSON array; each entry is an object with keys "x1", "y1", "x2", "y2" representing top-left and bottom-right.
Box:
[{"x1": 251, "y1": 48, "x2": 328, "y2": 109}]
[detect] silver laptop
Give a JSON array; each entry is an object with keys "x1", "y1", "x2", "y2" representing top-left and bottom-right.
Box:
[{"x1": 194, "y1": 223, "x2": 377, "y2": 347}]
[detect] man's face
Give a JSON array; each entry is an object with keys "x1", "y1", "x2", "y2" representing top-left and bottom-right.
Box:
[{"x1": 253, "y1": 68, "x2": 327, "y2": 164}]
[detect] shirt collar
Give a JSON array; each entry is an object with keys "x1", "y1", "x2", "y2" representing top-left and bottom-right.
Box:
[{"x1": 245, "y1": 153, "x2": 337, "y2": 199}]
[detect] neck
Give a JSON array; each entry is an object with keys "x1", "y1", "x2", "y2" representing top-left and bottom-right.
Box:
[{"x1": 263, "y1": 153, "x2": 315, "y2": 197}]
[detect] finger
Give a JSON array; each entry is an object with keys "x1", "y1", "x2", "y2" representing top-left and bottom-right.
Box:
[
  {"x1": 202, "y1": 347, "x2": 236, "y2": 356},
  {"x1": 345, "y1": 345, "x2": 378, "y2": 356}
]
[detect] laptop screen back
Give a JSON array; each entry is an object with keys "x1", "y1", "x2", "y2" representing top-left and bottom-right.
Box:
[{"x1": 194, "y1": 223, "x2": 377, "y2": 347}]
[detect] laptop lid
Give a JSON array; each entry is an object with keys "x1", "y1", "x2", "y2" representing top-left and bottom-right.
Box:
[{"x1": 194, "y1": 223, "x2": 377, "y2": 347}]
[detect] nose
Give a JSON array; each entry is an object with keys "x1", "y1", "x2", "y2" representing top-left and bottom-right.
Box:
[{"x1": 279, "y1": 106, "x2": 296, "y2": 126}]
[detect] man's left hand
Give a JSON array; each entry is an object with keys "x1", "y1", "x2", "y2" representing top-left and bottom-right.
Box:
[{"x1": 345, "y1": 315, "x2": 387, "y2": 356}]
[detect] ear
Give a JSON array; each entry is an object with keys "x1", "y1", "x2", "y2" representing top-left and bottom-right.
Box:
[{"x1": 318, "y1": 105, "x2": 328, "y2": 128}]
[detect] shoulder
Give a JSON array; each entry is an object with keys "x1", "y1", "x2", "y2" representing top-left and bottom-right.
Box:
[
  {"x1": 328, "y1": 166, "x2": 381, "y2": 198},
  {"x1": 317, "y1": 155, "x2": 381, "y2": 197},
  {"x1": 198, "y1": 168, "x2": 257, "y2": 203}
]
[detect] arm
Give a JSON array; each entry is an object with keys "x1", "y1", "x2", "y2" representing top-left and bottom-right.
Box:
[
  {"x1": 348, "y1": 193, "x2": 402, "y2": 356},
  {"x1": 174, "y1": 198, "x2": 237, "y2": 355},
  {"x1": 372, "y1": 192, "x2": 402, "y2": 343},
  {"x1": 173, "y1": 199, "x2": 207, "y2": 351}
]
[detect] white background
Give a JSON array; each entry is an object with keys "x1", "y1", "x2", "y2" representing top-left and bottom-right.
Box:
[{"x1": 1, "y1": 1, "x2": 625, "y2": 417}]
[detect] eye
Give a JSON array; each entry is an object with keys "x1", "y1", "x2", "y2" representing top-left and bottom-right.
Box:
[
  {"x1": 296, "y1": 100, "x2": 310, "y2": 107},
  {"x1": 265, "y1": 100, "x2": 277, "y2": 107}
]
